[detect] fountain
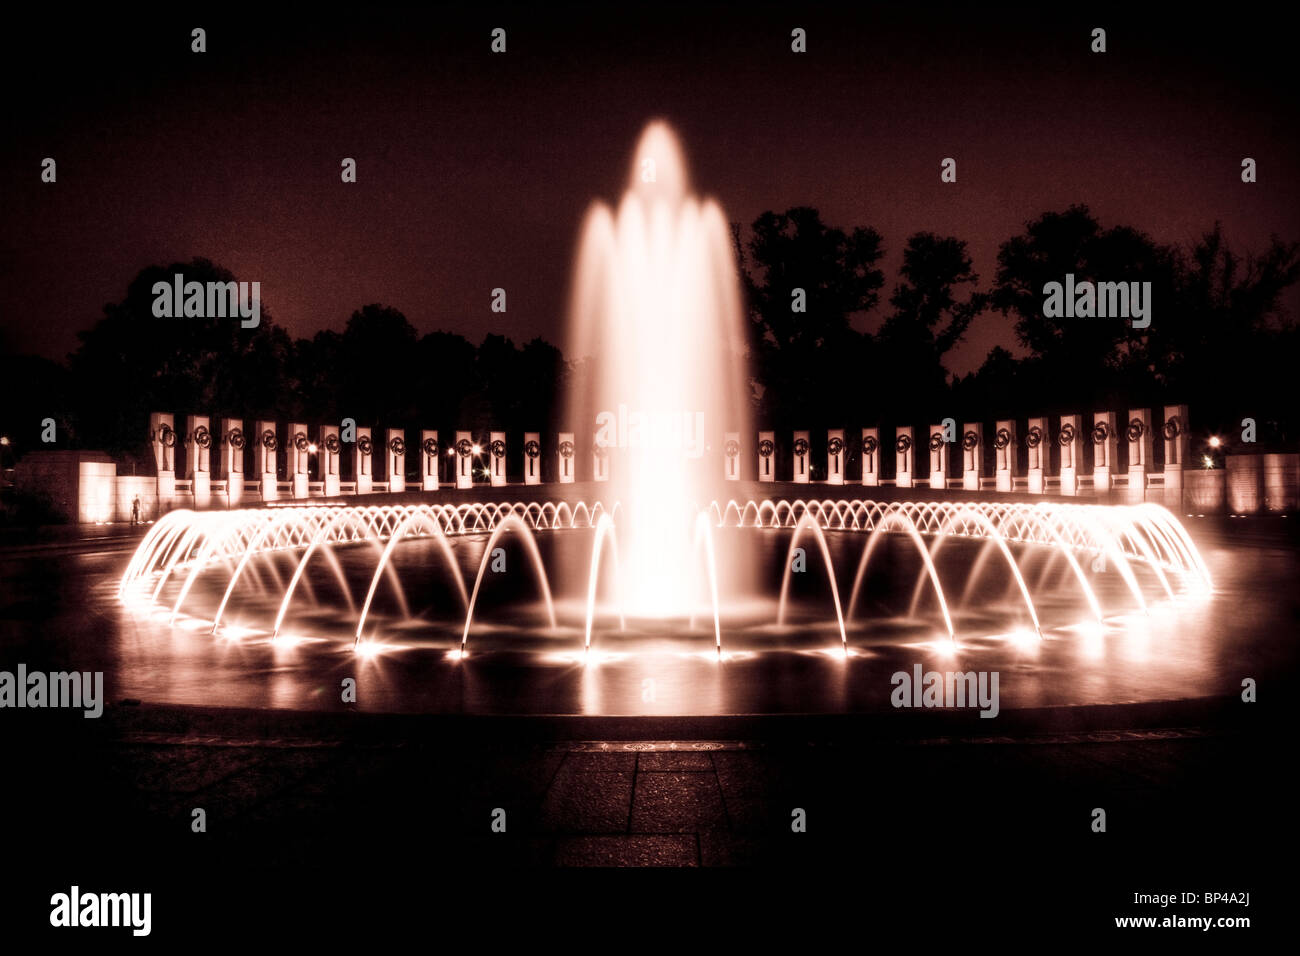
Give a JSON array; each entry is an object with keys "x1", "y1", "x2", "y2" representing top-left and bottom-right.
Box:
[
  {"x1": 120, "y1": 495, "x2": 1211, "y2": 657},
  {"x1": 567, "y1": 120, "x2": 751, "y2": 617},
  {"x1": 116, "y1": 122, "x2": 1218, "y2": 713}
]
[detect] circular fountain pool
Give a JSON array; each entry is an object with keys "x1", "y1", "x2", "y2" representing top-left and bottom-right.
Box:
[{"x1": 103, "y1": 496, "x2": 1277, "y2": 716}]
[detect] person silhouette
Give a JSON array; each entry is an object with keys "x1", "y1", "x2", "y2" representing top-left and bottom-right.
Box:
[{"x1": 131, "y1": 495, "x2": 141, "y2": 525}]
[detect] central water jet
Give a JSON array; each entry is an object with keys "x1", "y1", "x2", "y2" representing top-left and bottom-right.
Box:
[{"x1": 567, "y1": 121, "x2": 752, "y2": 617}]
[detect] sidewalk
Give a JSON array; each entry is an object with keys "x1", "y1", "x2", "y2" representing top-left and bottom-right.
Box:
[
  {"x1": 0, "y1": 520, "x2": 148, "y2": 556},
  {"x1": 10, "y1": 696, "x2": 1269, "y2": 871},
  {"x1": 100, "y1": 726, "x2": 1246, "y2": 867}
]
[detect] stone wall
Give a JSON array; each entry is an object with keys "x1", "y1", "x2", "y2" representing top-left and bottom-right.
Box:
[
  {"x1": 1226, "y1": 453, "x2": 1300, "y2": 513},
  {"x1": 12, "y1": 451, "x2": 162, "y2": 523},
  {"x1": 13, "y1": 450, "x2": 118, "y2": 523},
  {"x1": 1182, "y1": 470, "x2": 1226, "y2": 514}
]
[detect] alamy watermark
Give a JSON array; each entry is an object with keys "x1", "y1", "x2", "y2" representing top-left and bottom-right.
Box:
[
  {"x1": 890, "y1": 664, "x2": 999, "y2": 718},
  {"x1": 1042, "y1": 273, "x2": 1151, "y2": 329},
  {"x1": 50, "y1": 886, "x2": 151, "y2": 936},
  {"x1": 0, "y1": 664, "x2": 103, "y2": 718},
  {"x1": 594, "y1": 404, "x2": 705, "y2": 458},
  {"x1": 151, "y1": 273, "x2": 261, "y2": 328}
]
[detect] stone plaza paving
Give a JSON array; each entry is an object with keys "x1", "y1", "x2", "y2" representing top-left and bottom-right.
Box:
[
  {"x1": 31, "y1": 699, "x2": 1270, "y2": 871},
  {"x1": 108, "y1": 728, "x2": 1231, "y2": 868},
  {"x1": 2, "y1": 692, "x2": 1287, "y2": 941}
]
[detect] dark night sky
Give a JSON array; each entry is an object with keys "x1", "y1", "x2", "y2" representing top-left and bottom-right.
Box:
[{"x1": 4, "y1": 4, "x2": 1297, "y2": 375}]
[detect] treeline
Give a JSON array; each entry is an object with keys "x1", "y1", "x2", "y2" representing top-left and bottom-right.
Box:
[
  {"x1": 741, "y1": 205, "x2": 1300, "y2": 449},
  {"x1": 2, "y1": 204, "x2": 1297, "y2": 472},
  {"x1": 1, "y1": 262, "x2": 566, "y2": 470}
]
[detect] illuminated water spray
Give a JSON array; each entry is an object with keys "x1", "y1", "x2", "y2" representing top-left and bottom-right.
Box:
[
  {"x1": 567, "y1": 121, "x2": 751, "y2": 616},
  {"x1": 117, "y1": 124, "x2": 1217, "y2": 661},
  {"x1": 121, "y1": 500, "x2": 1213, "y2": 657}
]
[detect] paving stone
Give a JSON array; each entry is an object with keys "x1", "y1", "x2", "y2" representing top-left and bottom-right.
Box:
[
  {"x1": 539, "y1": 771, "x2": 633, "y2": 833},
  {"x1": 714, "y1": 772, "x2": 785, "y2": 832},
  {"x1": 561, "y1": 751, "x2": 638, "y2": 773},
  {"x1": 710, "y1": 750, "x2": 779, "y2": 779},
  {"x1": 713, "y1": 756, "x2": 793, "y2": 832},
  {"x1": 638, "y1": 750, "x2": 714, "y2": 771},
  {"x1": 630, "y1": 772, "x2": 728, "y2": 833},
  {"x1": 156, "y1": 748, "x2": 269, "y2": 794}
]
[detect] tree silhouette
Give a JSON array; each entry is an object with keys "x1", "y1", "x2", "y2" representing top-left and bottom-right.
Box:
[
  {"x1": 741, "y1": 207, "x2": 884, "y2": 429},
  {"x1": 67, "y1": 258, "x2": 289, "y2": 464},
  {"x1": 288, "y1": 329, "x2": 343, "y2": 421},
  {"x1": 1142, "y1": 225, "x2": 1300, "y2": 441},
  {"x1": 416, "y1": 330, "x2": 478, "y2": 430},
  {"x1": 877, "y1": 233, "x2": 987, "y2": 418},
  {"x1": 337, "y1": 304, "x2": 421, "y2": 423},
  {"x1": 990, "y1": 205, "x2": 1173, "y2": 406}
]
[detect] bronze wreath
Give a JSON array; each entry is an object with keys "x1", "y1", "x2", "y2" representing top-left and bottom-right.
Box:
[
  {"x1": 1058, "y1": 423, "x2": 1076, "y2": 447},
  {"x1": 456, "y1": 438, "x2": 472, "y2": 458},
  {"x1": 896, "y1": 434, "x2": 912, "y2": 454},
  {"x1": 226, "y1": 427, "x2": 246, "y2": 450},
  {"x1": 1091, "y1": 422, "x2": 1110, "y2": 445},
  {"x1": 1162, "y1": 417, "x2": 1181, "y2": 441},
  {"x1": 490, "y1": 439, "x2": 505, "y2": 458},
  {"x1": 357, "y1": 435, "x2": 373, "y2": 456},
  {"x1": 962, "y1": 430, "x2": 979, "y2": 451},
  {"x1": 1126, "y1": 418, "x2": 1145, "y2": 443},
  {"x1": 525, "y1": 439, "x2": 540, "y2": 458},
  {"x1": 261, "y1": 429, "x2": 278, "y2": 451},
  {"x1": 422, "y1": 437, "x2": 438, "y2": 457},
  {"x1": 928, "y1": 432, "x2": 944, "y2": 451},
  {"x1": 1025, "y1": 426, "x2": 1043, "y2": 449},
  {"x1": 793, "y1": 437, "x2": 809, "y2": 457},
  {"x1": 827, "y1": 436, "x2": 844, "y2": 456},
  {"x1": 559, "y1": 440, "x2": 574, "y2": 459},
  {"x1": 861, "y1": 434, "x2": 878, "y2": 456},
  {"x1": 157, "y1": 423, "x2": 176, "y2": 448},
  {"x1": 759, "y1": 438, "x2": 775, "y2": 457},
  {"x1": 294, "y1": 432, "x2": 310, "y2": 453},
  {"x1": 324, "y1": 433, "x2": 341, "y2": 455},
  {"x1": 993, "y1": 428, "x2": 1012, "y2": 450},
  {"x1": 725, "y1": 439, "x2": 741, "y2": 457},
  {"x1": 389, "y1": 436, "x2": 406, "y2": 456},
  {"x1": 192, "y1": 425, "x2": 212, "y2": 449}
]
